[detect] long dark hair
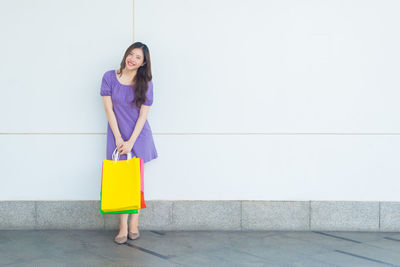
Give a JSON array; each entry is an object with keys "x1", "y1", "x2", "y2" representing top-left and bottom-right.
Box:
[{"x1": 117, "y1": 42, "x2": 152, "y2": 108}]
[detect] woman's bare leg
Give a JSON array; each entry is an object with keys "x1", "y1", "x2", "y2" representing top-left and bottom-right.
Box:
[
  {"x1": 129, "y1": 162, "x2": 145, "y2": 233},
  {"x1": 116, "y1": 214, "x2": 129, "y2": 238},
  {"x1": 129, "y1": 210, "x2": 140, "y2": 233}
]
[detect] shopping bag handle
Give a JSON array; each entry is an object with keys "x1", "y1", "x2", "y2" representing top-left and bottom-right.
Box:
[{"x1": 112, "y1": 147, "x2": 133, "y2": 163}]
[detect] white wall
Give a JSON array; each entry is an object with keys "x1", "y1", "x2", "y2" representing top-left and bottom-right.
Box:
[
  {"x1": 136, "y1": 0, "x2": 400, "y2": 201},
  {"x1": 1, "y1": 0, "x2": 399, "y2": 201},
  {"x1": 0, "y1": 0, "x2": 133, "y2": 200}
]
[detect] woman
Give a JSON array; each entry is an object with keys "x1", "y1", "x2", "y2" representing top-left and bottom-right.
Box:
[{"x1": 100, "y1": 42, "x2": 158, "y2": 244}]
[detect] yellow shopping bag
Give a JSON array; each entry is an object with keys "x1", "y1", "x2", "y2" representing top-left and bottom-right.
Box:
[{"x1": 100, "y1": 148, "x2": 141, "y2": 213}]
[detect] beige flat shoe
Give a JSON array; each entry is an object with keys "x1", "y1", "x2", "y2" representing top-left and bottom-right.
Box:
[
  {"x1": 114, "y1": 234, "x2": 128, "y2": 245},
  {"x1": 128, "y1": 229, "x2": 140, "y2": 240}
]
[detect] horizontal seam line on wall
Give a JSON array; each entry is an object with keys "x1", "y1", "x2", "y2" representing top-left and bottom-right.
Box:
[{"x1": 1, "y1": 133, "x2": 400, "y2": 135}]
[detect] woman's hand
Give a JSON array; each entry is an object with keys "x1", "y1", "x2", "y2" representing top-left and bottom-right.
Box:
[
  {"x1": 118, "y1": 139, "x2": 135, "y2": 155},
  {"x1": 115, "y1": 136, "x2": 125, "y2": 151}
]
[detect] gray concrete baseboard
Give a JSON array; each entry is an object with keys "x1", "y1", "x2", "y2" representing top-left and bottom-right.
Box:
[{"x1": 0, "y1": 201, "x2": 399, "y2": 231}]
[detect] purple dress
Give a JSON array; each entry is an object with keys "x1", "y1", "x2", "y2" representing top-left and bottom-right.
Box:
[{"x1": 100, "y1": 70, "x2": 158, "y2": 163}]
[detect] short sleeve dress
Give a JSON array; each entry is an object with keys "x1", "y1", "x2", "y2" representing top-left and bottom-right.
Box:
[
  {"x1": 100, "y1": 70, "x2": 158, "y2": 212},
  {"x1": 100, "y1": 70, "x2": 158, "y2": 163}
]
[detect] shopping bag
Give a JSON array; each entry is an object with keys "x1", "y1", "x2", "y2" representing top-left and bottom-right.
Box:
[
  {"x1": 100, "y1": 187, "x2": 138, "y2": 214},
  {"x1": 100, "y1": 148, "x2": 141, "y2": 213},
  {"x1": 100, "y1": 152, "x2": 147, "y2": 214},
  {"x1": 100, "y1": 157, "x2": 147, "y2": 214},
  {"x1": 100, "y1": 149, "x2": 141, "y2": 213},
  {"x1": 100, "y1": 192, "x2": 146, "y2": 214}
]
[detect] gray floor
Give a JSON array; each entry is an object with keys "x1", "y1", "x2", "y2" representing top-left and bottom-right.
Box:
[{"x1": 0, "y1": 230, "x2": 400, "y2": 267}]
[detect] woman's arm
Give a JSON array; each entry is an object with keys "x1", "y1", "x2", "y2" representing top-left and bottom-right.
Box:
[
  {"x1": 128, "y1": 104, "x2": 150, "y2": 143},
  {"x1": 102, "y1": 96, "x2": 123, "y2": 145}
]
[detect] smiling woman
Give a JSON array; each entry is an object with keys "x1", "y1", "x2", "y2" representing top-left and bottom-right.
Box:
[
  {"x1": 100, "y1": 42, "x2": 158, "y2": 244},
  {"x1": 101, "y1": 43, "x2": 157, "y2": 163}
]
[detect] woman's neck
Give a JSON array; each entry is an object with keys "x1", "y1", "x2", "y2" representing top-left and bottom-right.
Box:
[{"x1": 123, "y1": 68, "x2": 137, "y2": 79}]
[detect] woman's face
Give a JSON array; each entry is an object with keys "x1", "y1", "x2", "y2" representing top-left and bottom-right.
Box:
[{"x1": 125, "y1": 48, "x2": 145, "y2": 71}]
